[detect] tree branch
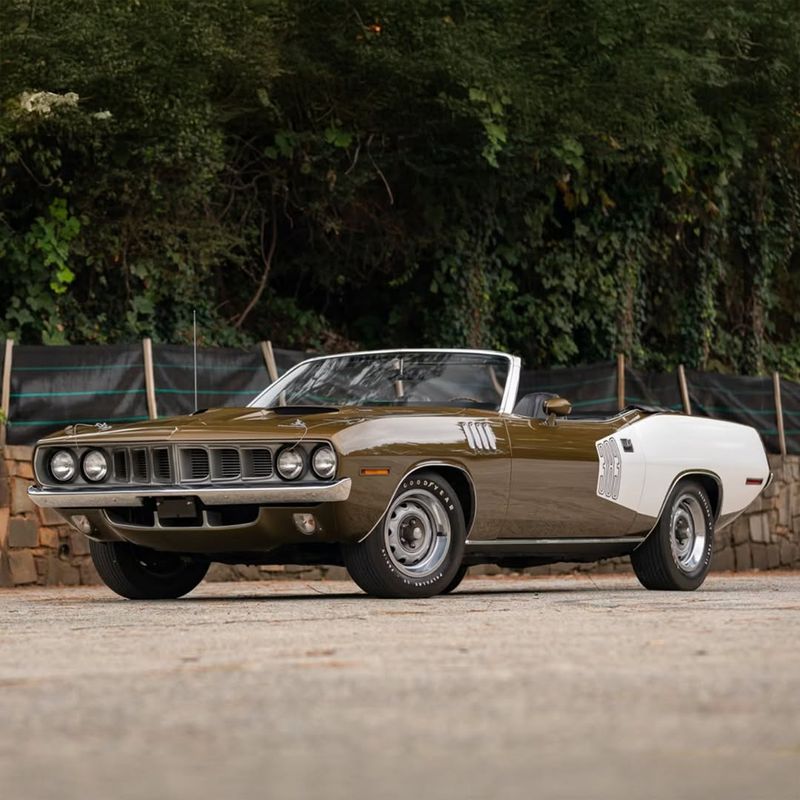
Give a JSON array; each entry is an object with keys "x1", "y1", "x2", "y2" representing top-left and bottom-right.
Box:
[
  {"x1": 367, "y1": 134, "x2": 394, "y2": 205},
  {"x1": 234, "y1": 193, "x2": 277, "y2": 329}
]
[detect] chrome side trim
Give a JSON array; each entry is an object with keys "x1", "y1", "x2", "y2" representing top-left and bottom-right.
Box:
[
  {"x1": 357, "y1": 461, "x2": 477, "y2": 543},
  {"x1": 465, "y1": 537, "x2": 644, "y2": 547},
  {"x1": 27, "y1": 478, "x2": 352, "y2": 509}
]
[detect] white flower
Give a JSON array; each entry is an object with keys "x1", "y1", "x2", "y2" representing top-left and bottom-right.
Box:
[
  {"x1": 17, "y1": 90, "x2": 80, "y2": 116},
  {"x1": 91, "y1": 110, "x2": 112, "y2": 120}
]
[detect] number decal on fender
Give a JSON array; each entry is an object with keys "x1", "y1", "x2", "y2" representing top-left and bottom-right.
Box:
[{"x1": 596, "y1": 437, "x2": 622, "y2": 501}]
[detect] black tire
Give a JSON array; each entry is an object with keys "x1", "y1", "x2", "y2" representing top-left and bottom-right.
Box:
[
  {"x1": 343, "y1": 470, "x2": 467, "y2": 598},
  {"x1": 631, "y1": 479, "x2": 714, "y2": 591},
  {"x1": 89, "y1": 539, "x2": 209, "y2": 599},
  {"x1": 441, "y1": 564, "x2": 469, "y2": 594}
]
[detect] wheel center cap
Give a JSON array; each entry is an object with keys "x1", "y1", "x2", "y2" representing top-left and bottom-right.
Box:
[
  {"x1": 675, "y1": 515, "x2": 692, "y2": 544},
  {"x1": 400, "y1": 517, "x2": 426, "y2": 550}
]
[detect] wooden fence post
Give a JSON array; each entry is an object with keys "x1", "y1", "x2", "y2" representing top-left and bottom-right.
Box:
[
  {"x1": 677, "y1": 364, "x2": 692, "y2": 415},
  {"x1": 616, "y1": 353, "x2": 625, "y2": 412},
  {"x1": 773, "y1": 371, "x2": 787, "y2": 458},
  {"x1": 0, "y1": 339, "x2": 14, "y2": 448},
  {"x1": 260, "y1": 340, "x2": 279, "y2": 383},
  {"x1": 142, "y1": 338, "x2": 158, "y2": 420}
]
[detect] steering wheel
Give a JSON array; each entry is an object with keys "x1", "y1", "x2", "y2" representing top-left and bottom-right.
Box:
[
  {"x1": 447, "y1": 396, "x2": 483, "y2": 405},
  {"x1": 403, "y1": 391, "x2": 433, "y2": 403}
]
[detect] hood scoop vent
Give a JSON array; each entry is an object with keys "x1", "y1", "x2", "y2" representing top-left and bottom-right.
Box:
[{"x1": 267, "y1": 405, "x2": 339, "y2": 415}]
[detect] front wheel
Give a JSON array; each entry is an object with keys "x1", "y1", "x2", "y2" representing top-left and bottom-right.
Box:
[
  {"x1": 89, "y1": 540, "x2": 209, "y2": 599},
  {"x1": 343, "y1": 471, "x2": 467, "y2": 598},
  {"x1": 631, "y1": 479, "x2": 714, "y2": 591},
  {"x1": 441, "y1": 564, "x2": 469, "y2": 594}
]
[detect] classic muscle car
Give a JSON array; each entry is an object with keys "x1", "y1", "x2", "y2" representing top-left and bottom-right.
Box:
[{"x1": 28, "y1": 349, "x2": 770, "y2": 599}]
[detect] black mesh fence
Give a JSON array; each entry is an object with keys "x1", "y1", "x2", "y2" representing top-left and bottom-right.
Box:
[
  {"x1": 1, "y1": 344, "x2": 798, "y2": 453},
  {"x1": 522, "y1": 365, "x2": 684, "y2": 412},
  {"x1": 687, "y1": 371, "x2": 785, "y2": 456},
  {"x1": 519, "y1": 363, "x2": 618, "y2": 416},
  {"x1": 780, "y1": 380, "x2": 800, "y2": 456},
  {"x1": 152, "y1": 344, "x2": 269, "y2": 419},
  {"x1": 623, "y1": 369, "x2": 683, "y2": 410},
  {"x1": 273, "y1": 347, "x2": 311, "y2": 375},
  {"x1": 6, "y1": 345, "x2": 148, "y2": 445}
]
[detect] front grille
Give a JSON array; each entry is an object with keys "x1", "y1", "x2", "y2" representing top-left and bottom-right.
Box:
[
  {"x1": 110, "y1": 446, "x2": 170, "y2": 484},
  {"x1": 181, "y1": 448, "x2": 210, "y2": 481},
  {"x1": 113, "y1": 450, "x2": 128, "y2": 481},
  {"x1": 83, "y1": 441, "x2": 324, "y2": 487},
  {"x1": 132, "y1": 448, "x2": 149, "y2": 482},
  {"x1": 152, "y1": 447, "x2": 172, "y2": 482},
  {"x1": 213, "y1": 448, "x2": 241, "y2": 480},
  {"x1": 242, "y1": 448, "x2": 273, "y2": 479}
]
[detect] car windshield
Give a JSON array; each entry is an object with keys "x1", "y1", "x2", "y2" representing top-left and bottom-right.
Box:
[{"x1": 251, "y1": 352, "x2": 511, "y2": 411}]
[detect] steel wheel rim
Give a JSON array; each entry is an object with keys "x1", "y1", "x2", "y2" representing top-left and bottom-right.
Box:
[
  {"x1": 669, "y1": 493, "x2": 707, "y2": 573},
  {"x1": 384, "y1": 489, "x2": 451, "y2": 578}
]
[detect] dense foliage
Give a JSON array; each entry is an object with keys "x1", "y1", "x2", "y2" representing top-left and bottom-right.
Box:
[{"x1": 1, "y1": 0, "x2": 799, "y2": 376}]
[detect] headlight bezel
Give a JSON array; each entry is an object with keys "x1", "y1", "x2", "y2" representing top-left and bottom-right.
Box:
[
  {"x1": 49, "y1": 449, "x2": 77, "y2": 483},
  {"x1": 276, "y1": 446, "x2": 306, "y2": 481},
  {"x1": 311, "y1": 444, "x2": 337, "y2": 480},
  {"x1": 81, "y1": 449, "x2": 109, "y2": 483}
]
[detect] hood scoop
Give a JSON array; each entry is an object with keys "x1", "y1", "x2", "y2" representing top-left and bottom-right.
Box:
[{"x1": 267, "y1": 405, "x2": 340, "y2": 416}]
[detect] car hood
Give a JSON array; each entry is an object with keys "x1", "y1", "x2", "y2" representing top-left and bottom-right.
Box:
[{"x1": 36, "y1": 405, "x2": 488, "y2": 446}]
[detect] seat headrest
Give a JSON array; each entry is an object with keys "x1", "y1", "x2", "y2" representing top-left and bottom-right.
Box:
[{"x1": 513, "y1": 391, "x2": 559, "y2": 419}]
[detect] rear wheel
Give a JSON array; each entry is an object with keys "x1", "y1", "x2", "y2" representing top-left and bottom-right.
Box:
[
  {"x1": 343, "y1": 471, "x2": 467, "y2": 598},
  {"x1": 631, "y1": 479, "x2": 714, "y2": 591},
  {"x1": 89, "y1": 540, "x2": 209, "y2": 599}
]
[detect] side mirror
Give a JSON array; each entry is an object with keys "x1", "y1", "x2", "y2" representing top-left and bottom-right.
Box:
[{"x1": 543, "y1": 397, "x2": 572, "y2": 421}]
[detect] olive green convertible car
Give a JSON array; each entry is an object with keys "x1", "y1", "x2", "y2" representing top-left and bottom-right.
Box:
[{"x1": 28, "y1": 349, "x2": 770, "y2": 599}]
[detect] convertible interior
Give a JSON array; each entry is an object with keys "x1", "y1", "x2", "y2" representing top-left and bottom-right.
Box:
[{"x1": 512, "y1": 391, "x2": 559, "y2": 419}]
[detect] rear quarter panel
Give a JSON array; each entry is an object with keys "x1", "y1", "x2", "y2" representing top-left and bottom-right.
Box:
[{"x1": 604, "y1": 414, "x2": 769, "y2": 526}]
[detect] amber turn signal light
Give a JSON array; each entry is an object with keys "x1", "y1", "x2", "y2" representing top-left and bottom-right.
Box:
[{"x1": 361, "y1": 468, "x2": 390, "y2": 476}]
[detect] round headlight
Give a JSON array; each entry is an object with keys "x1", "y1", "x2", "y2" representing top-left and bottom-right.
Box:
[
  {"x1": 50, "y1": 450, "x2": 77, "y2": 482},
  {"x1": 82, "y1": 450, "x2": 109, "y2": 482},
  {"x1": 311, "y1": 445, "x2": 337, "y2": 479},
  {"x1": 276, "y1": 447, "x2": 305, "y2": 480}
]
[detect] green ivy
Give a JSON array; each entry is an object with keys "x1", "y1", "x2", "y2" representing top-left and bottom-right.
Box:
[
  {"x1": 0, "y1": 0, "x2": 798, "y2": 378},
  {"x1": 1, "y1": 197, "x2": 81, "y2": 343}
]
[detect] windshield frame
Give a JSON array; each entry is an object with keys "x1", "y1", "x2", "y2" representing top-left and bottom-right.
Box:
[{"x1": 249, "y1": 348, "x2": 522, "y2": 414}]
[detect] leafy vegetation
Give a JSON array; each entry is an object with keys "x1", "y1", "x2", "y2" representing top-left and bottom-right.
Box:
[{"x1": 1, "y1": 1, "x2": 799, "y2": 375}]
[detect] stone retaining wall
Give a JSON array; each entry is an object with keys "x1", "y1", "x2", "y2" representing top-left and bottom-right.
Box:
[
  {"x1": 714, "y1": 455, "x2": 800, "y2": 571},
  {"x1": 0, "y1": 446, "x2": 98, "y2": 586},
  {"x1": 2, "y1": 445, "x2": 798, "y2": 587}
]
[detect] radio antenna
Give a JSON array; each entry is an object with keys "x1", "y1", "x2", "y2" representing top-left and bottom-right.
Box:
[{"x1": 193, "y1": 308, "x2": 198, "y2": 412}]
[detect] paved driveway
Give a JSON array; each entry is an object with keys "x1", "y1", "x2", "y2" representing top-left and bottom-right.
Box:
[{"x1": 1, "y1": 573, "x2": 799, "y2": 800}]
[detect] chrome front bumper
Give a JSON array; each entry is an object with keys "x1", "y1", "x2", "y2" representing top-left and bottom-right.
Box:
[{"x1": 27, "y1": 478, "x2": 352, "y2": 508}]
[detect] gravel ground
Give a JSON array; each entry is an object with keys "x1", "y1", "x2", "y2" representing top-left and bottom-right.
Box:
[{"x1": 1, "y1": 572, "x2": 799, "y2": 800}]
